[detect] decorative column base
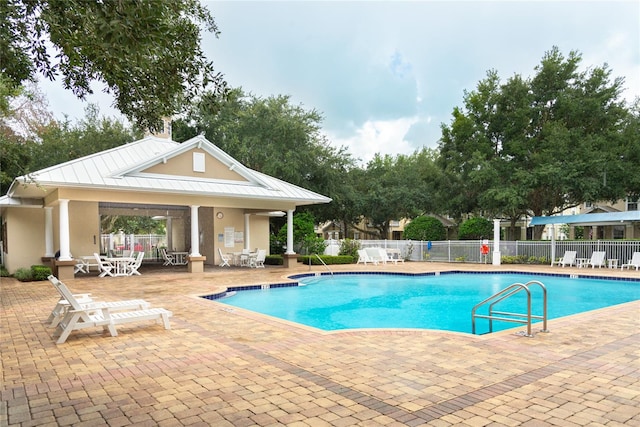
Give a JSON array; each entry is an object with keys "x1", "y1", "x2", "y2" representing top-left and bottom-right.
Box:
[
  {"x1": 282, "y1": 253, "x2": 298, "y2": 268},
  {"x1": 188, "y1": 256, "x2": 206, "y2": 273},
  {"x1": 54, "y1": 259, "x2": 77, "y2": 281}
]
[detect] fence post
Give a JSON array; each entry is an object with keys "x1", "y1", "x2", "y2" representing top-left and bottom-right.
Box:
[{"x1": 492, "y1": 219, "x2": 501, "y2": 265}]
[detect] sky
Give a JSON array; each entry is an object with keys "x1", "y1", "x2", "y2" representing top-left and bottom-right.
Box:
[{"x1": 41, "y1": 1, "x2": 640, "y2": 165}]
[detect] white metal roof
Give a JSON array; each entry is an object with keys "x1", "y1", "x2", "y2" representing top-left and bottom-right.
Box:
[
  {"x1": 5, "y1": 136, "x2": 332, "y2": 207},
  {"x1": 530, "y1": 211, "x2": 640, "y2": 226}
]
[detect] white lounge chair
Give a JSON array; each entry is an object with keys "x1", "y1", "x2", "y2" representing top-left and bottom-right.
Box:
[
  {"x1": 377, "y1": 248, "x2": 404, "y2": 265},
  {"x1": 357, "y1": 249, "x2": 377, "y2": 265},
  {"x1": 250, "y1": 249, "x2": 266, "y2": 268},
  {"x1": 621, "y1": 252, "x2": 640, "y2": 270},
  {"x1": 128, "y1": 251, "x2": 144, "y2": 275},
  {"x1": 48, "y1": 275, "x2": 172, "y2": 344},
  {"x1": 551, "y1": 250, "x2": 577, "y2": 267},
  {"x1": 582, "y1": 251, "x2": 606, "y2": 268},
  {"x1": 94, "y1": 253, "x2": 115, "y2": 277},
  {"x1": 47, "y1": 282, "x2": 151, "y2": 328},
  {"x1": 365, "y1": 248, "x2": 385, "y2": 264},
  {"x1": 47, "y1": 292, "x2": 94, "y2": 327},
  {"x1": 218, "y1": 248, "x2": 231, "y2": 267}
]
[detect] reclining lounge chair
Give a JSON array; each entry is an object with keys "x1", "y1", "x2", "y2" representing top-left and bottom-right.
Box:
[{"x1": 48, "y1": 275, "x2": 172, "y2": 344}]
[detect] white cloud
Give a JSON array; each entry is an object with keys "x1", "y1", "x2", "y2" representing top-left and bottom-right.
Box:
[
  {"x1": 328, "y1": 116, "x2": 420, "y2": 165},
  {"x1": 36, "y1": 0, "x2": 640, "y2": 160}
]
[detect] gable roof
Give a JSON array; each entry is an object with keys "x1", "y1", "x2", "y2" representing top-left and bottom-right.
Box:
[{"x1": 4, "y1": 136, "x2": 332, "y2": 207}]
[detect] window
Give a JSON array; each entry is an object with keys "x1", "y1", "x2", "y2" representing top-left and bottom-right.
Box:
[
  {"x1": 613, "y1": 226, "x2": 625, "y2": 239},
  {"x1": 627, "y1": 197, "x2": 639, "y2": 211}
]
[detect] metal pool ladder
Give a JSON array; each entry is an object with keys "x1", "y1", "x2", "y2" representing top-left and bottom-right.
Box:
[
  {"x1": 311, "y1": 254, "x2": 333, "y2": 276},
  {"x1": 471, "y1": 280, "x2": 549, "y2": 337}
]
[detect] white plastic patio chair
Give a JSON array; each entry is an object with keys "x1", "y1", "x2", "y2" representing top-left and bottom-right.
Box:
[
  {"x1": 250, "y1": 249, "x2": 266, "y2": 268},
  {"x1": 160, "y1": 248, "x2": 175, "y2": 266},
  {"x1": 551, "y1": 250, "x2": 577, "y2": 267},
  {"x1": 218, "y1": 248, "x2": 231, "y2": 267},
  {"x1": 94, "y1": 253, "x2": 115, "y2": 277},
  {"x1": 128, "y1": 251, "x2": 144, "y2": 275},
  {"x1": 357, "y1": 249, "x2": 377, "y2": 265},
  {"x1": 621, "y1": 252, "x2": 640, "y2": 270},
  {"x1": 584, "y1": 251, "x2": 606, "y2": 268}
]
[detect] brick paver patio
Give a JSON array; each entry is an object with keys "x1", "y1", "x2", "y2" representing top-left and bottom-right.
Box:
[{"x1": 1, "y1": 262, "x2": 638, "y2": 426}]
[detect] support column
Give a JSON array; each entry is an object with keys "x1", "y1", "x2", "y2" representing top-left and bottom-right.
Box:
[
  {"x1": 187, "y1": 205, "x2": 205, "y2": 272},
  {"x1": 54, "y1": 199, "x2": 76, "y2": 280},
  {"x1": 44, "y1": 207, "x2": 54, "y2": 257},
  {"x1": 166, "y1": 217, "x2": 173, "y2": 251},
  {"x1": 285, "y1": 209, "x2": 295, "y2": 255},
  {"x1": 189, "y1": 206, "x2": 201, "y2": 256},
  {"x1": 244, "y1": 213, "x2": 251, "y2": 250},
  {"x1": 492, "y1": 219, "x2": 501, "y2": 266},
  {"x1": 283, "y1": 209, "x2": 297, "y2": 268},
  {"x1": 58, "y1": 200, "x2": 72, "y2": 261}
]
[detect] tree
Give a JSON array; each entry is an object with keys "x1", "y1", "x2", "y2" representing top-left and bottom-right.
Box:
[
  {"x1": 28, "y1": 105, "x2": 139, "y2": 172},
  {"x1": 1, "y1": 0, "x2": 227, "y2": 131},
  {"x1": 458, "y1": 217, "x2": 493, "y2": 240},
  {"x1": 274, "y1": 212, "x2": 317, "y2": 254},
  {"x1": 438, "y1": 47, "x2": 631, "y2": 238},
  {"x1": 403, "y1": 216, "x2": 446, "y2": 241},
  {"x1": 101, "y1": 215, "x2": 165, "y2": 235},
  {"x1": 173, "y1": 88, "x2": 357, "y2": 223},
  {"x1": 0, "y1": 101, "x2": 138, "y2": 195},
  {"x1": 355, "y1": 151, "x2": 434, "y2": 238}
]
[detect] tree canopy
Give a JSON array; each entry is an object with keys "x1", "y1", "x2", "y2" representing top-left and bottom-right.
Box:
[
  {"x1": 1, "y1": 0, "x2": 226, "y2": 131},
  {"x1": 438, "y1": 47, "x2": 634, "y2": 238}
]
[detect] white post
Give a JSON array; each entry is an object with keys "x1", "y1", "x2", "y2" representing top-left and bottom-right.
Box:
[
  {"x1": 44, "y1": 207, "x2": 54, "y2": 257},
  {"x1": 492, "y1": 219, "x2": 501, "y2": 266},
  {"x1": 550, "y1": 225, "x2": 556, "y2": 264},
  {"x1": 190, "y1": 205, "x2": 201, "y2": 256},
  {"x1": 285, "y1": 209, "x2": 295, "y2": 255},
  {"x1": 166, "y1": 217, "x2": 173, "y2": 251},
  {"x1": 58, "y1": 199, "x2": 72, "y2": 261},
  {"x1": 244, "y1": 213, "x2": 251, "y2": 250}
]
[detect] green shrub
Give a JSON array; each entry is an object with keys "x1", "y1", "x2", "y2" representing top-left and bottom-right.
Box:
[
  {"x1": 31, "y1": 265, "x2": 52, "y2": 281},
  {"x1": 265, "y1": 255, "x2": 283, "y2": 265},
  {"x1": 339, "y1": 238, "x2": 360, "y2": 259},
  {"x1": 301, "y1": 235, "x2": 327, "y2": 255},
  {"x1": 13, "y1": 268, "x2": 33, "y2": 282},
  {"x1": 298, "y1": 255, "x2": 354, "y2": 265},
  {"x1": 0, "y1": 265, "x2": 9, "y2": 277},
  {"x1": 501, "y1": 255, "x2": 549, "y2": 264},
  {"x1": 501, "y1": 255, "x2": 527, "y2": 264}
]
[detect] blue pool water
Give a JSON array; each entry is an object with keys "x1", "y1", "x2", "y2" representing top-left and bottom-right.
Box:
[{"x1": 212, "y1": 273, "x2": 640, "y2": 334}]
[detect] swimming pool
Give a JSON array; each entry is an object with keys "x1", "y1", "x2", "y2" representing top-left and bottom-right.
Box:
[{"x1": 209, "y1": 272, "x2": 640, "y2": 334}]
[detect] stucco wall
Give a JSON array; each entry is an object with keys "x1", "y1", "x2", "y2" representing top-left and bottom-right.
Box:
[
  {"x1": 212, "y1": 210, "x2": 271, "y2": 265},
  {"x1": 69, "y1": 201, "x2": 101, "y2": 257},
  {"x1": 4, "y1": 208, "x2": 45, "y2": 273}
]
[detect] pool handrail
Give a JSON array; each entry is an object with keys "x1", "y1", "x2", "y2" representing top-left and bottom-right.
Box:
[{"x1": 471, "y1": 280, "x2": 548, "y2": 337}]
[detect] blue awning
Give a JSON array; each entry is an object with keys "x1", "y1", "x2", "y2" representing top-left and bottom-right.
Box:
[{"x1": 530, "y1": 211, "x2": 640, "y2": 226}]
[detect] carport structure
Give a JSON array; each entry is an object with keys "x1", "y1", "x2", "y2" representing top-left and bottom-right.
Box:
[{"x1": 530, "y1": 210, "x2": 640, "y2": 260}]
